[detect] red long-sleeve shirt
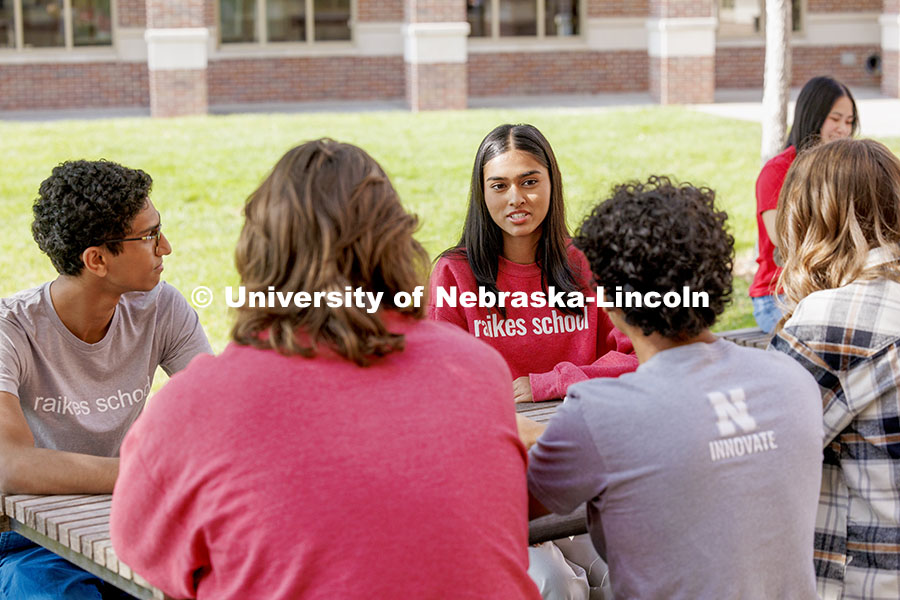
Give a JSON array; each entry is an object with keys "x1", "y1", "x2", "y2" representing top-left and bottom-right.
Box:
[{"x1": 428, "y1": 246, "x2": 637, "y2": 401}]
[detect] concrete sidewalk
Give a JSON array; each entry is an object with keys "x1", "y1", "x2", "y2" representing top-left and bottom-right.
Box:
[
  {"x1": 691, "y1": 87, "x2": 900, "y2": 139},
  {"x1": 1, "y1": 88, "x2": 897, "y2": 139}
]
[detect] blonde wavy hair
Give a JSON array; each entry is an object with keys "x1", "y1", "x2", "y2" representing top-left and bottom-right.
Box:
[
  {"x1": 232, "y1": 139, "x2": 429, "y2": 365},
  {"x1": 775, "y1": 138, "x2": 900, "y2": 319}
]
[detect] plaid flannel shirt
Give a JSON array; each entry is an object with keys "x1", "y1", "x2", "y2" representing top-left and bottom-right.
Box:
[{"x1": 771, "y1": 247, "x2": 900, "y2": 600}]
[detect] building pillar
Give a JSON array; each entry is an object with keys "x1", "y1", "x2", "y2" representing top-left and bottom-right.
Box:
[
  {"x1": 647, "y1": 0, "x2": 716, "y2": 104},
  {"x1": 404, "y1": 0, "x2": 469, "y2": 111},
  {"x1": 882, "y1": 2, "x2": 900, "y2": 98},
  {"x1": 145, "y1": 1, "x2": 213, "y2": 117}
]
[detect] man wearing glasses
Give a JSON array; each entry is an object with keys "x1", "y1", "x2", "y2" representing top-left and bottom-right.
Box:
[{"x1": 0, "y1": 159, "x2": 212, "y2": 598}]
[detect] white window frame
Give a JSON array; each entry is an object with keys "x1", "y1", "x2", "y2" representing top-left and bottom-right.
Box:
[
  {"x1": 716, "y1": 0, "x2": 806, "y2": 41},
  {"x1": 1, "y1": 0, "x2": 116, "y2": 51},
  {"x1": 468, "y1": 0, "x2": 585, "y2": 42},
  {"x1": 217, "y1": 0, "x2": 354, "y2": 48}
]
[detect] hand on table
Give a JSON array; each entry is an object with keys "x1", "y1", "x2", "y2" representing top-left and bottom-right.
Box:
[
  {"x1": 513, "y1": 376, "x2": 534, "y2": 404},
  {"x1": 516, "y1": 414, "x2": 547, "y2": 450}
]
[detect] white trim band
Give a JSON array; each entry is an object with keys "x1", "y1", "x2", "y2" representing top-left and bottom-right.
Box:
[
  {"x1": 586, "y1": 17, "x2": 647, "y2": 51},
  {"x1": 355, "y1": 21, "x2": 404, "y2": 56},
  {"x1": 647, "y1": 17, "x2": 716, "y2": 58},
  {"x1": 882, "y1": 13, "x2": 900, "y2": 52},
  {"x1": 403, "y1": 22, "x2": 470, "y2": 64},
  {"x1": 145, "y1": 28, "x2": 210, "y2": 71}
]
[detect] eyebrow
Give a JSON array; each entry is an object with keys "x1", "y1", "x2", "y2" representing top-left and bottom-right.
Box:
[
  {"x1": 133, "y1": 212, "x2": 161, "y2": 235},
  {"x1": 486, "y1": 170, "x2": 542, "y2": 182}
]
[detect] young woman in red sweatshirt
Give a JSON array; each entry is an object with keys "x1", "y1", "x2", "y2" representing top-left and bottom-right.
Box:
[
  {"x1": 428, "y1": 123, "x2": 637, "y2": 600},
  {"x1": 429, "y1": 123, "x2": 637, "y2": 404}
]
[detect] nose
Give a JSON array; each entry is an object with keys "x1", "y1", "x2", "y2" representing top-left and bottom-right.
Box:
[
  {"x1": 156, "y1": 232, "x2": 172, "y2": 256},
  {"x1": 507, "y1": 185, "x2": 526, "y2": 206}
]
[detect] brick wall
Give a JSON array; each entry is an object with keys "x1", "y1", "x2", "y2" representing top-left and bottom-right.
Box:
[
  {"x1": 884, "y1": 50, "x2": 899, "y2": 97},
  {"x1": 587, "y1": 0, "x2": 648, "y2": 17},
  {"x1": 406, "y1": 62, "x2": 466, "y2": 109},
  {"x1": 207, "y1": 57, "x2": 405, "y2": 104},
  {"x1": 0, "y1": 63, "x2": 149, "y2": 111},
  {"x1": 145, "y1": 0, "x2": 214, "y2": 28},
  {"x1": 358, "y1": 0, "x2": 404, "y2": 21},
  {"x1": 807, "y1": 0, "x2": 881, "y2": 10},
  {"x1": 650, "y1": 55, "x2": 715, "y2": 103},
  {"x1": 404, "y1": 0, "x2": 464, "y2": 22},
  {"x1": 149, "y1": 69, "x2": 207, "y2": 116},
  {"x1": 468, "y1": 51, "x2": 648, "y2": 95},
  {"x1": 118, "y1": 0, "x2": 147, "y2": 27},
  {"x1": 716, "y1": 45, "x2": 882, "y2": 88},
  {"x1": 886, "y1": 0, "x2": 899, "y2": 13},
  {"x1": 649, "y1": 0, "x2": 714, "y2": 18}
]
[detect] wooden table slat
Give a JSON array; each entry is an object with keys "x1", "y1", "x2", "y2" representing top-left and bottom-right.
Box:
[
  {"x1": 3, "y1": 495, "x2": 40, "y2": 518},
  {"x1": 43, "y1": 506, "x2": 111, "y2": 540},
  {"x1": 33, "y1": 499, "x2": 112, "y2": 537},
  {"x1": 529, "y1": 507, "x2": 587, "y2": 544},
  {"x1": 58, "y1": 517, "x2": 111, "y2": 551},
  {"x1": 92, "y1": 538, "x2": 113, "y2": 567},
  {"x1": 73, "y1": 526, "x2": 114, "y2": 556},
  {"x1": 105, "y1": 545, "x2": 120, "y2": 575}
]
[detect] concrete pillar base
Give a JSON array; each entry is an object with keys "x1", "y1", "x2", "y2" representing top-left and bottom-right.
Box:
[
  {"x1": 647, "y1": 16, "x2": 715, "y2": 105},
  {"x1": 145, "y1": 27, "x2": 209, "y2": 117},
  {"x1": 403, "y1": 22, "x2": 469, "y2": 111}
]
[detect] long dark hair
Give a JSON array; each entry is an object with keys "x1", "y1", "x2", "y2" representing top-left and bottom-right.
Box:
[
  {"x1": 786, "y1": 76, "x2": 858, "y2": 150},
  {"x1": 441, "y1": 124, "x2": 581, "y2": 315}
]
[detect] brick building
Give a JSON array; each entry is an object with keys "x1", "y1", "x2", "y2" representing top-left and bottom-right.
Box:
[{"x1": 0, "y1": 0, "x2": 893, "y2": 116}]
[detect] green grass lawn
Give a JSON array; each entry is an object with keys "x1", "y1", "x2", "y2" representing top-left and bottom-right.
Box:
[{"x1": 3, "y1": 107, "x2": 898, "y2": 359}]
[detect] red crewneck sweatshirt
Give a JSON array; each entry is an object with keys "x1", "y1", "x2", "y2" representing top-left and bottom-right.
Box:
[{"x1": 428, "y1": 246, "x2": 637, "y2": 401}]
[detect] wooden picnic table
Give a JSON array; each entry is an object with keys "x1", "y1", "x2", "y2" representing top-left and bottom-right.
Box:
[
  {"x1": 0, "y1": 328, "x2": 769, "y2": 593},
  {"x1": 0, "y1": 401, "x2": 576, "y2": 598},
  {"x1": 0, "y1": 494, "x2": 164, "y2": 599},
  {"x1": 716, "y1": 326, "x2": 772, "y2": 349}
]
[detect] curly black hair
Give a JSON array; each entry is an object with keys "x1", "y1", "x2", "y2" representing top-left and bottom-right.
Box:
[
  {"x1": 574, "y1": 176, "x2": 734, "y2": 340},
  {"x1": 32, "y1": 160, "x2": 152, "y2": 276}
]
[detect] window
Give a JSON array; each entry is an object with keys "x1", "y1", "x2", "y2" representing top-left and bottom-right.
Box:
[
  {"x1": 468, "y1": 0, "x2": 578, "y2": 39},
  {"x1": 219, "y1": 0, "x2": 350, "y2": 44},
  {"x1": 717, "y1": 0, "x2": 803, "y2": 38},
  {"x1": 1, "y1": 0, "x2": 111, "y2": 49}
]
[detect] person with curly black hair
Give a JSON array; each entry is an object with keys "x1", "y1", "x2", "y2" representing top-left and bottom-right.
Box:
[
  {"x1": 0, "y1": 159, "x2": 211, "y2": 599},
  {"x1": 519, "y1": 176, "x2": 824, "y2": 599}
]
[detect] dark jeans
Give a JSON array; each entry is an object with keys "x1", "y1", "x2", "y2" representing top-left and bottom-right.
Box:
[{"x1": 0, "y1": 531, "x2": 136, "y2": 599}]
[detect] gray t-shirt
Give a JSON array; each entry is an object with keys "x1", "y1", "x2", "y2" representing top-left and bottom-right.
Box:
[
  {"x1": 528, "y1": 339, "x2": 823, "y2": 600},
  {"x1": 0, "y1": 281, "x2": 212, "y2": 457}
]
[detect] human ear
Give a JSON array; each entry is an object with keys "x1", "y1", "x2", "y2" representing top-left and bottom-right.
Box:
[{"x1": 80, "y1": 246, "x2": 109, "y2": 278}]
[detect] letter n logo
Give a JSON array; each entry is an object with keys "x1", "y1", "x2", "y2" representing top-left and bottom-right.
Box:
[{"x1": 706, "y1": 389, "x2": 757, "y2": 436}]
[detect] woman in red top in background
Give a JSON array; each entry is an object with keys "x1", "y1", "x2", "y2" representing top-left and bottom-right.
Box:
[
  {"x1": 751, "y1": 76, "x2": 858, "y2": 332},
  {"x1": 429, "y1": 123, "x2": 636, "y2": 600}
]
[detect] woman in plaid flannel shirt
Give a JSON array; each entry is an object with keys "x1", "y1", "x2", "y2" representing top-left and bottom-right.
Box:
[{"x1": 771, "y1": 138, "x2": 900, "y2": 600}]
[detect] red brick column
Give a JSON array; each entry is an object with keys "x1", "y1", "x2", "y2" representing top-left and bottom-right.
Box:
[
  {"x1": 145, "y1": 0, "x2": 214, "y2": 117},
  {"x1": 648, "y1": 0, "x2": 715, "y2": 104},
  {"x1": 883, "y1": 2, "x2": 900, "y2": 97},
  {"x1": 404, "y1": 0, "x2": 469, "y2": 110}
]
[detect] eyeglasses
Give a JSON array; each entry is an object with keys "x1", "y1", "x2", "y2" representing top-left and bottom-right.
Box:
[{"x1": 104, "y1": 225, "x2": 162, "y2": 251}]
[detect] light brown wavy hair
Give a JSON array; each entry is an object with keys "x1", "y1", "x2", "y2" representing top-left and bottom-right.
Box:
[
  {"x1": 232, "y1": 139, "x2": 429, "y2": 365},
  {"x1": 775, "y1": 138, "x2": 900, "y2": 320}
]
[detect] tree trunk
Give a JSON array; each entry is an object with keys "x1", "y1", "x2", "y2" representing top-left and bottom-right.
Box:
[{"x1": 760, "y1": 0, "x2": 792, "y2": 163}]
